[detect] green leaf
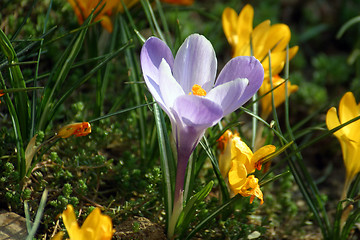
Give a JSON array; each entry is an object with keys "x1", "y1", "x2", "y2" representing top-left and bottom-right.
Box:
[{"x1": 337, "y1": 16, "x2": 360, "y2": 39}]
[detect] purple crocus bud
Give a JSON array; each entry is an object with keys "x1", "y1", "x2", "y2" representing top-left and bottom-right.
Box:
[{"x1": 140, "y1": 33, "x2": 264, "y2": 235}]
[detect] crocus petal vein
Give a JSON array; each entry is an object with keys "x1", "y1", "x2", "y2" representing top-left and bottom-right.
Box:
[{"x1": 173, "y1": 34, "x2": 217, "y2": 93}]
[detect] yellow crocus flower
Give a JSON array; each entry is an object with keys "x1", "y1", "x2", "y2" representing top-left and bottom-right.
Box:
[
  {"x1": 68, "y1": 0, "x2": 193, "y2": 33},
  {"x1": 222, "y1": 4, "x2": 298, "y2": 77},
  {"x1": 161, "y1": 0, "x2": 194, "y2": 5},
  {"x1": 218, "y1": 130, "x2": 276, "y2": 204},
  {"x1": 259, "y1": 74, "x2": 299, "y2": 119},
  {"x1": 222, "y1": 4, "x2": 299, "y2": 118},
  {"x1": 217, "y1": 130, "x2": 236, "y2": 179},
  {"x1": 67, "y1": 0, "x2": 139, "y2": 32},
  {"x1": 52, "y1": 205, "x2": 114, "y2": 240},
  {"x1": 326, "y1": 92, "x2": 360, "y2": 199},
  {"x1": 0, "y1": 90, "x2": 4, "y2": 104},
  {"x1": 57, "y1": 122, "x2": 91, "y2": 138}
]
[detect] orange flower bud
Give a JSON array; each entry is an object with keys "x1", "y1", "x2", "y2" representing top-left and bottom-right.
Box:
[{"x1": 57, "y1": 122, "x2": 91, "y2": 138}]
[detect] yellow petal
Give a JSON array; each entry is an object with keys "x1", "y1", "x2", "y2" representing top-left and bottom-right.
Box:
[
  {"x1": 99, "y1": 15, "x2": 113, "y2": 32},
  {"x1": 117, "y1": 0, "x2": 139, "y2": 12},
  {"x1": 239, "y1": 175, "x2": 264, "y2": 204},
  {"x1": 233, "y1": 137, "x2": 253, "y2": 168},
  {"x1": 57, "y1": 122, "x2": 91, "y2": 138},
  {"x1": 233, "y1": 41, "x2": 251, "y2": 58},
  {"x1": 266, "y1": 24, "x2": 291, "y2": 53},
  {"x1": 80, "y1": 208, "x2": 114, "y2": 240},
  {"x1": 343, "y1": 139, "x2": 360, "y2": 184},
  {"x1": 228, "y1": 162, "x2": 247, "y2": 193},
  {"x1": 339, "y1": 92, "x2": 358, "y2": 123},
  {"x1": 62, "y1": 205, "x2": 81, "y2": 239},
  {"x1": 161, "y1": 0, "x2": 194, "y2": 5},
  {"x1": 81, "y1": 207, "x2": 101, "y2": 230},
  {"x1": 262, "y1": 51, "x2": 286, "y2": 75},
  {"x1": 262, "y1": 46, "x2": 298, "y2": 78},
  {"x1": 236, "y1": 4, "x2": 254, "y2": 48},
  {"x1": 326, "y1": 107, "x2": 341, "y2": 130},
  {"x1": 252, "y1": 20, "x2": 271, "y2": 60},
  {"x1": 252, "y1": 145, "x2": 276, "y2": 165},
  {"x1": 339, "y1": 92, "x2": 360, "y2": 141},
  {"x1": 259, "y1": 76, "x2": 298, "y2": 119},
  {"x1": 222, "y1": 7, "x2": 240, "y2": 49},
  {"x1": 326, "y1": 95, "x2": 360, "y2": 185},
  {"x1": 51, "y1": 232, "x2": 64, "y2": 240},
  {"x1": 326, "y1": 107, "x2": 349, "y2": 144},
  {"x1": 67, "y1": 0, "x2": 86, "y2": 24},
  {"x1": 250, "y1": 184, "x2": 264, "y2": 204},
  {"x1": 218, "y1": 131, "x2": 234, "y2": 179},
  {"x1": 288, "y1": 46, "x2": 299, "y2": 61}
]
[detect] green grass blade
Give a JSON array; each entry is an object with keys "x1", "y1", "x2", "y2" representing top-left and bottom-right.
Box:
[
  {"x1": 153, "y1": 103, "x2": 176, "y2": 232},
  {"x1": 239, "y1": 106, "x2": 286, "y2": 142},
  {"x1": 140, "y1": 0, "x2": 156, "y2": 36},
  {"x1": 176, "y1": 181, "x2": 214, "y2": 237},
  {"x1": 0, "y1": 72, "x2": 25, "y2": 179},
  {"x1": 120, "y1": 0, "x2": 145, "y2": 43},
  {"x1": 337, "y1": 16, "x2": 360, "y2": 39},
  {"x1": 1, "y1": 87, "x2": 43, "y2": 94},
  {"x1": 283, "y1": 46, "x2": 331, "y2": 237},
  {"x1": 26, "y1": 189, "x2": 48, "y2": 240},
  {"x1": 154, "y1": 0, "x2": 172, "y2": 46},
  {"x1": 24, "y1": 201, "x2": 32, "y2": 233},
  {"x1": 5, "y1": 26, "x2": 57, "y2": 67},
  {"x1": 98, "y1": 15, "x2": 118, "y2": 115},
  {"x1": 341, "y1": 207, "x2": 360, "y2": 239},
  {"x1": 88, "y1": 102, "x2": 155, "y2": 123},
  {"x1": 0, "y1": 28, "x2": 30, "y2": 141},
  {"x1": 50, "y1": 43, "x2": 130, "y2": 124},
  {"x1": 199, "y1": 137, "x2": 230, "y2": 202},
  {"x1": 348, "y1": 174, "x2": 360, "y2": 198},
  {"x1": 185, "y1": 194, "x2": 242, "y2": 240},
  {"x1": 37, "y1": 16, "x2": 92, "y2": 131},
  {"x1": 119, "y1": 15, "x2": 147, "y2": 160},
  {"x1": 332, "y1": 200, "x2": 344, "y2": 239},
  {"x1": 260, "y1": 170, "x2": 290, "y2": 186},
  {"x1": 251, "y1": 93, "x2": 258, "y2": 149},
  {"x1": 31, "y1": 0, "x2": 53, "y2": 138},
  {"x1": 10, "y1": 0, "x2": 38, "y2": 41}
]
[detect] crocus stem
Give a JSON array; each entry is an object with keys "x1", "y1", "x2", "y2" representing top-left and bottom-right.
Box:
[
  {"x1": 168, "y1": 149, "x2": 190, "y2": 239},
  {"x1": 341, "y1": 176, "x2": 352, "y2": 201},
  {"x1": 168, "y1": 191, "x2": 183, "y2": 239},
  {"x1": 174, "y1": 150, "x2": 189, "y2": 202},
  {"x1": 254, "y1": 124, "x2": 265, "y2": 151}
]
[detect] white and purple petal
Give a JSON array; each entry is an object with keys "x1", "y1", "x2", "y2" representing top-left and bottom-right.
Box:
[
  {"x1": 140, "y1": 37, "x2": 175, "y2": 112},
  {"x1": 171, "y1": 94, "x2": 223, "y2": 157},
  {"x1": 140, "y1": 37, "x2": 174, "y2": 81},
  {"x1": 206, "y1": 78, "x2": 249, "y2": 116},
  {"x1": 173, "y1": 34, "x2": 217, "y2": 94},
  {"x1": 172, "y1": 95, "x2": 223, "y2": 128},
  {"x1": 158, "y1": 59, "x2": 185, "y2": 115},
  {"x1": 215, "y1": 56, "x2": 264, "y2": 107}
]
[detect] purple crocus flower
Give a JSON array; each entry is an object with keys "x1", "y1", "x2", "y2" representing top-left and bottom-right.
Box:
[{"x1": 140, "y1": 33, "x2": 263, "y2": 226}]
